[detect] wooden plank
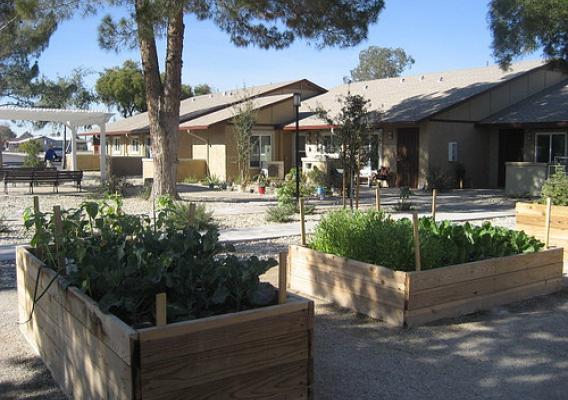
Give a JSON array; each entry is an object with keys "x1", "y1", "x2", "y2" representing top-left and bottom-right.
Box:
[
  {"x1": 405, "y1": 278, "x2": 564, "y2": 328},
  {"x1": 408, "y1": 262, "x2": 562, "y2": 310},
  {"x1": 516, "y1": 214, "x2": 568, "y2": 230},
  {"x1": 412, "y1": 213, "x2": 421, "y2": 271},
  {"x1": 407, "y1": 248, "x2": 562, "y2": 292},
  {"x1": 291, "y1": 258, "x2": 406, "y2": 292},
  {"x1": 139, "y1": 308, "x2": 310, "y2": 364},
  {"x1": 17, "y1": 247, "x2": 136, "y2": 365},
  {"x1": 145, "y1": 360, "x2": 309, "y2": 400},
  {"x1": 516, "y1": 202, "x2": 568, "y2": 217},
  {"x1": 290, "y1": 261, "x2": 406, "y2": 308},
  {"x1": 139, "y1": 331, "x2": 309, "y2": 398},
  {"x1": 289, "y1": 245, "x2": 407, "y2": 288},
  {"x1": 137, "y1": 299, "x2": 309, "y2": 342},
  {"x1": 299, "y1": 199, "x2": 306, "y2": 246},
  {"x1": 289, "y1": 273, "x2": 405, "y2": 327}
]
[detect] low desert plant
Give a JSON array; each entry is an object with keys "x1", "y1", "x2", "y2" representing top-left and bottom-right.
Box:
[
  {"x1": 265, "y1": 203, "x2": 296, "y2": 223},
  {"x1": 394, "y1": 187, "x2": 413, "y2": 211},
  {"x1": 182, "y1": 175, "x2": 199, "y2": 184},
  {"x1": 541, "y1": 165, "x2": 568, "y2": 206},
  {"x1": 157, "y1": 196, "x2": 217, "y2": 230},
  {"x1": 426, "y1": 166, "x2": 451, "y2": 191},
  {"x1": 0, "y1": 215, "x2": 10, "y2": 233},
  {"x1": 310, "y1": 210, "x2": 543, "y2": 271},
  {"x1": 99, "y1": 174, "x2": 131, "y2": 197}
]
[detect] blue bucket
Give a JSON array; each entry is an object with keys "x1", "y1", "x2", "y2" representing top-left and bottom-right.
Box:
[{"x1": 316, "y1": 186, "x2": 326, "y2": 200}]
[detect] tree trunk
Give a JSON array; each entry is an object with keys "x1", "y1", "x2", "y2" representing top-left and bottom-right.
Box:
[{"x1": 135, "y1": 0, "x2": 184, "y2": 198}]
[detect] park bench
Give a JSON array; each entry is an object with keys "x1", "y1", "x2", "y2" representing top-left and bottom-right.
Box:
[{"x1": 3, "y1": 169, "x2": 83, "y2": 194}]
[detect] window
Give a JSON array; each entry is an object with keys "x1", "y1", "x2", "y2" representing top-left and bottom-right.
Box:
[
  {"x1": 131, "y1": 138, "x2": 140, "y2": 154},
  {"x1": 113, "y1": 137, "x2": 121, "y2": 153},
  {"x1": 298, "y1": 135, "x2": 307, "y2": 160},
  {"x1": 318, "y1": 134, "x2": 337, "y2": 154},
  {"x1": 448, "y1": 142, "x2": 458, "y2": 162},
  {"x1": 535, "y1": 132, "x2": 567, "y2": 163},
  {"x1": 145, "y1": 137, "x2": 152, "y2": 158},
  {"x1": 250, "y1": 133, "x2": 272, "y2": 168}
]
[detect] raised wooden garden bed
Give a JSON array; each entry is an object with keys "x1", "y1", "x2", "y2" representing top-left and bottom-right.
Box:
[
  {"x1": 516, "y1": 202, "x2": 568, "y2": 263},
  {"x1": 17, "y1": 246, "x2": 314, "y2": 399},
  {"x1": 288, "y1": 245, "x2": 563, "y2": 328}
]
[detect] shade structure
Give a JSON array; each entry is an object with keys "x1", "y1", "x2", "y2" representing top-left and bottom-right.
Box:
[{"x1": 0, "y1": 107, "x2": 113, "y2": 181}]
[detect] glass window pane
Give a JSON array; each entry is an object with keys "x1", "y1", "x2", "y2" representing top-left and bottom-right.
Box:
[
  {"x1": 250, "y1": 136, "x2": 260, "y2": 167},
  {"x1": 260, "y1": 136, "x2": 271, "y2": 162},
  {"x1": 551, "y1": 134, "x2": 566, "y2": 163},
  {"x1": 536, "y1": 135, "x2": 550, "y2": 163}
]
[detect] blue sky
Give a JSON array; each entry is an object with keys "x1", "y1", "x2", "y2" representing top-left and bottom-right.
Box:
[{"x1": 37, "y1": 0, "x2": 536, "y2": 95}]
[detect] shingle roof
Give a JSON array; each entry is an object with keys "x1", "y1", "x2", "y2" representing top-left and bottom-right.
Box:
[
  {"x1": 96, "y1": 80, "x2": 315, "y2": 134},
  {"x1": 479, "y1": 80, "x2": 568, "y2": 125},
  {"x1": 284, "y1": 60, "x2": 547, "y2": 129},
  {"x1": 179, "y1": 94, "x2": 293, "y2": 130}
]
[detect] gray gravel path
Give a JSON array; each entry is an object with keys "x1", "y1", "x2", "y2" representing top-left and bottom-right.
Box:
[{"x1": 1, "y1": 239, "x2": 567, "y2": 399}]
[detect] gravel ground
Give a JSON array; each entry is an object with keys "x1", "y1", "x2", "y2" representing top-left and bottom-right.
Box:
[{"x1": 1, "y1": 238, "x2": 568, "y2": 399}]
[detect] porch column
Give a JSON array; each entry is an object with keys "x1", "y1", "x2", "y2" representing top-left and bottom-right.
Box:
[
  {"x1": 99, "y1": 122, "x2": 107, "y2": 182},
  {"x1": 70, "y1": 124, "x2": 77, "y2": 171}
]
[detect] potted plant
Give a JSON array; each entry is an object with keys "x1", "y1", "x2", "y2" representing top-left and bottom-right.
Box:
[
  {"x1": 307, "y1": 167, "x2": 327, "y2": 200},
  {"x1": 258, "y1": 173, "x2": 267, "y2": 195}
]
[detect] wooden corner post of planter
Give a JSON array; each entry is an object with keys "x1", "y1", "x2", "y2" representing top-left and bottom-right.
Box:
[
  {"x1": 545, "y1": 197, "x2": 552, "y2": 248},
  {"x1": 155, "y1": 293, "x2": 167, "y2": 326},
  {"x1": 278, "y1": 252, "x2": 288, "y2": 304},
  {"x1": 299, "y1": 198, "x2": 306, "y2": 246},
  {"x1": 412, "y1": 213, "x2": 421, "y2": 271}
]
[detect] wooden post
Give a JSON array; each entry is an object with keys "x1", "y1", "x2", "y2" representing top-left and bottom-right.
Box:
[
  {"x1": 188, "y1": 202, "x2": 196, "y2": 220},
  {"x1": 375, "y1": 187, "x2": 381, "y2": 212},
  {"x1": 412, "y1": 213, "x2": 421, "y2": 271},
  {"x1": 53, "y1": 205, "x2": 64, "y2": 270},
  {"x1": 431, "y1": 189, "x2": 437, "y2": 221},
  {"x1": 155, "y1": 293, "x2": 167, "y2": 326},
  {"x1": 299, "y1": 198, "x2": 306, "y2": 246},
  {"x1": 544, "y1": 197, "x2": 552, "y2": 248},
  {"x1": 278, "y1": 252, "x2": 288, "y2": 304},
  {"x1": 33, "y1": 196, "x2": 40, "y2": 213}
]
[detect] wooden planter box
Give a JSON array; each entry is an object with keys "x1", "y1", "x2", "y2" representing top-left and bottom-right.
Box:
[
  {"x1": 288, "y1": 245, "x2": 564, "y2": 328},
  {"x1": 516, "y1": 202, "x2": 568, "y2": 263},
  {"x1": 17, "y1": 246, "x2": 314, "y2": 399}
]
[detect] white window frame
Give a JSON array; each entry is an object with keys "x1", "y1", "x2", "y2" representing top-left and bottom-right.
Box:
[
  {"x1": 448, "y1": 142, "x2": 458, "y2": 162},
  {"x1": 250, "y1": 130, "x2": 273, "y2": 168},
  {"x1": 535, "y1": 131, "x2": 568, "y2": 163},
  {"x1": 130, "y1": 138, "x2": 140, "y2": 154},
  {"x1": 113, "y1": 137, "x2": 121, "y2": 155}
]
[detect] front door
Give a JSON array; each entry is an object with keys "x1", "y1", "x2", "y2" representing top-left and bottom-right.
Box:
[
  {"x1": 498, "y1": 129, "x2": 524, "y2": 187},
  {"x1": 396, "y1": 128, "x2": 419, "y2": 188}
]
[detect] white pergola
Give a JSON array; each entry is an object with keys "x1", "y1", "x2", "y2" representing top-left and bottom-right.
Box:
[{"x1": 0, "y1": 107, "x2": 113, "y2": 181}]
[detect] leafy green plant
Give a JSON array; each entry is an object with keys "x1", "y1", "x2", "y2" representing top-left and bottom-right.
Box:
[
  {"x1": 156, "y1": 196, "x2": 217, "y2": 230},
  {"x1": 309, "y1": 210, "x2": 543, "y2": 271},
  {"x1": 21, "y1": 139, "x2": 43, "y2": 168},
  {"x1": 203, "y1": 174, "x2": 220, "y2": 187},
  {"x1": 182, "y1": 175, "x2": 199, "y2": 184},
  {"x1": 541, "y1": 165, "x2": 568, "y2": 206},
  {"x1": 23, "y1": 195, "x2": 276, "y2": 327},
  {"x1": 265, "y1": 203, "x2": 296, "y2": 223}
]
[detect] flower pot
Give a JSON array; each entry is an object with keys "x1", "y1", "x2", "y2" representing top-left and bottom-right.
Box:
[
  {"x1": 316, "y1": 186, "x2": 326, "y2": 200},
  {"x1": 258, "y1": 186, "x2": 266, "y2": 195}
]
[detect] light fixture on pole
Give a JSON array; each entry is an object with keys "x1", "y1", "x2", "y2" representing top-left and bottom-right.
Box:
[{"x1": 293, "y1": 93, "x2": 301, "y2": 200}]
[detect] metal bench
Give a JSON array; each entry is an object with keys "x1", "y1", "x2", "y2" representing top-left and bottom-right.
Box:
[{"x1": 3, "y1": 170, "x2": 83, "y2": 194}]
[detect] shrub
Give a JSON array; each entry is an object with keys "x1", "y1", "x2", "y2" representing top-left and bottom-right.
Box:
[
  {"x1": 265, "y1": 203, "x2": 296, "y2": 223},
  {"x1": 182, "y1": 176, "x2": 199, "y2": 184},
  {"x1": 426, "y1": 166, "x2": 451, "y2": 191},
  {"x1": 309, "y1": 210, "x2": 543, "y2": 271},
  {"x1": 394, "y1": 187, "x2": 413, "y2": 211},
  {"x1": 21, "y1": 139, "x2": 43, "y2": 168},
  {"x1": 23, "y1": 196, "x2": 276, "y2": 327},
  {"x1": 157, "y1": 196, "x2": 217, "y2": 230},
  {"x1": 541, "y1": 166, "x2": 568, "y2": 206},
  {"x1": 99, "y1": 174, "x2": 131, "y2": 197}
]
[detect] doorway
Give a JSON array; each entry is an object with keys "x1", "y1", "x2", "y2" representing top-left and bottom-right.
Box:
[
  {"x1": 498, "y1": 129, "x2": 524, "y2": 187},
  {"x1": 396, "y1": 128, "x2": 419, "y2": 187}
]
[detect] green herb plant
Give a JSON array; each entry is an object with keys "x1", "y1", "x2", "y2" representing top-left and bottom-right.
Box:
[
  {"x1": 541, "y1": 165, "x2": 568, "y2": 206},
  {"x1": 23, "y1": 195, "x2": 276, "y2": 327},
  {"x1": 309, "y1": 210, "x2": 543, "y2": 271}
]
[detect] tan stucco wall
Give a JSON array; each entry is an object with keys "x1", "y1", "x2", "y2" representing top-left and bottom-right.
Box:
[
  {"x1": 178, "y1": 132, "x2": 193, "y2": 159},
  {"x1": 505, "y1": 162, "x2": 548, "y2": 196},
  {"x1": 142, "y1": 158, "x2": 207, "y2": 182},
  {"x1": 424, "y1": 121, "x2": 489, "y2": 188},
  {"x1": 435, "y1": 67, "x2": 566, "y2": 121},
  {"x1": 66, "y1": 153, "x2": 100, "y2": 171},
  {"x1": 192, "y1": 124, "x2": 226, "y2": 180}
]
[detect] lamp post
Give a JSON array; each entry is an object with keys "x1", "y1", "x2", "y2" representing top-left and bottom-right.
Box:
[{"x1": 293, "y1": 93, "x2": 301, "y2": 200}]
